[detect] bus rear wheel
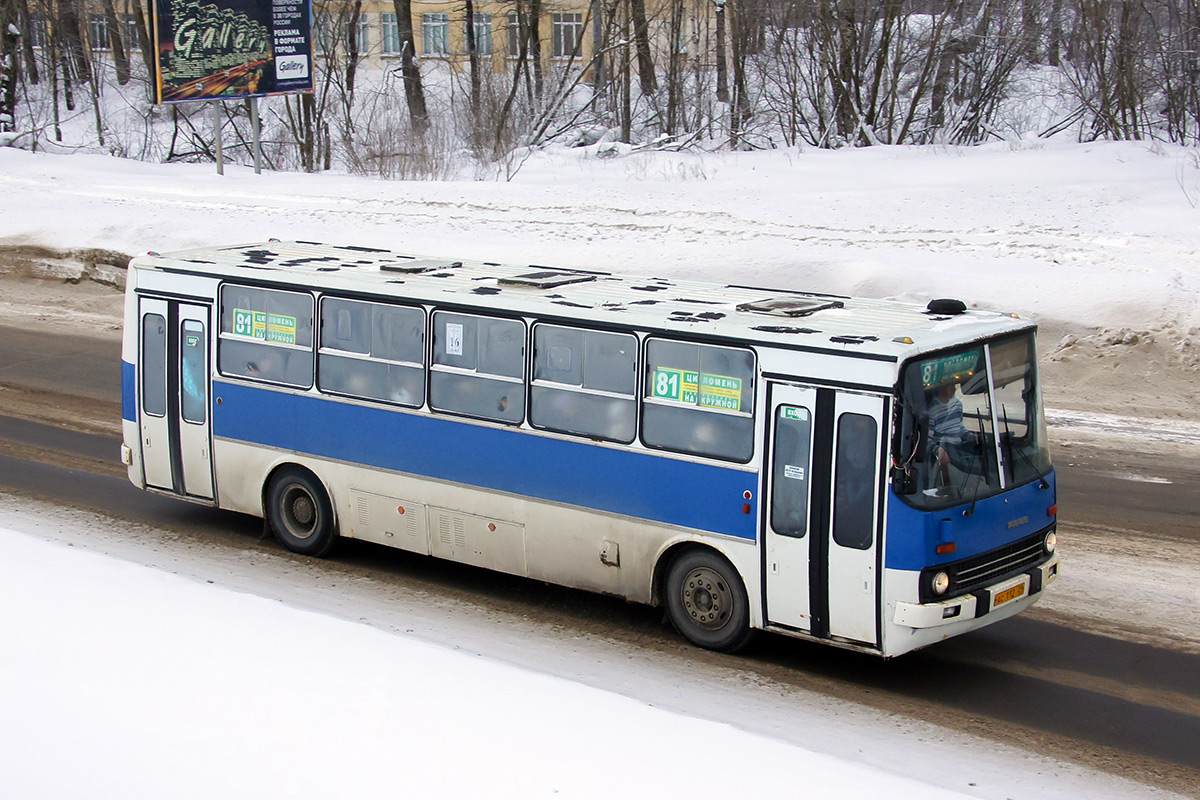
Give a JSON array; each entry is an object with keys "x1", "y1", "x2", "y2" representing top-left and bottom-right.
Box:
[
  {"x1": 665, "y1": 548, "x2": 752, "y2": 653},
  {"x1": 267, "y1": 467, "x2": 338, "y2": 557}
]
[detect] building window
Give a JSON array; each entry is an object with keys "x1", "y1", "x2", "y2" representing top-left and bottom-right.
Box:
[
  {"x1": 123, "y1": 14, "x2": 142, "y2": 51},
  {"x1": 530, "y1": 324, "x2": 637, "y2": 443},
  {"x1": 314, "y1": 13, "x2": 366, "y2": 55},
  {"x1": 551, "y1": 13, "x2": 583, "y2": 58},
  {"x1": 465, "y1": 13, "x2": 492, "y2": 56},
  {"x1": 422, "y1": 13, "x2": 449, "y2": 56},
  {"x1": 351, "y1": 14, "x2": 369, "y2": 54},
  {"x1": 89, "y1": 13, "x2": 110, "y2": 51},
  {"x1": 507, "y1": 13, "x2": 522, "y2": 58},
  {"x1": 29, "y1": 14, "x2": 49, "y2": 48},
  {"x1": 381, "y1": 12, "x2": 400, "y2": 55}
]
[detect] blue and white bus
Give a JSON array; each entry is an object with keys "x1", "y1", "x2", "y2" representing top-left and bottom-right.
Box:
[{"x1": 120, "y1": 241, "x2": 1059, "y2": 657}]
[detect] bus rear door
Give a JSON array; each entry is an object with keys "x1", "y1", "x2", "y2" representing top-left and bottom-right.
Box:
[{"x1": 137, "y1": 297, "x2": 214, "y2": 501}]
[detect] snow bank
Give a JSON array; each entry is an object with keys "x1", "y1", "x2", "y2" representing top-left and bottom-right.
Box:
[{"x1": 2, "y1": 140, "x2": 1199, "y2": 335}]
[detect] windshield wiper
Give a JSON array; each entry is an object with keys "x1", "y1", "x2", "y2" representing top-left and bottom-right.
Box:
[{"x1": 1001, "y1": 404, "x2": 1050, "y2": 490}]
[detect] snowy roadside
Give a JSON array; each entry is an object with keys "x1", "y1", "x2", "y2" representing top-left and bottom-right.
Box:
[{"x1": 0, "y1": 498, "x2": 1191, "y2": 800}]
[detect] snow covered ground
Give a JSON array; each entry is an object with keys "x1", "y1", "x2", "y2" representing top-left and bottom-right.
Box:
[
  {"x1": 2, "y1": 141, "x2": 1199, "y2": 797},
  {"x1": 0, "y1": 499, "x2": 1190, "y2": 800}
]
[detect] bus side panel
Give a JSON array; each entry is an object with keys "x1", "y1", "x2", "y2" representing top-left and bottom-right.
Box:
[
  {"x1": 211, "y1": 434, "x2": 762, "y2": 609},
  {"x1": 121, "y1": 266, "x2": 143, "y2": 488},
  {"x1": 210, "y1": 381, "x2": 759, "y2": 542}
]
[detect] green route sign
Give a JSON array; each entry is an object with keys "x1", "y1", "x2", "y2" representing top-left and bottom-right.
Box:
[
  {"x1": 233, "y1": 308, "x2": 296, "y2": 345},
  {"x1": 652, "y1": 368, "x2": 742, "y2": 412}
]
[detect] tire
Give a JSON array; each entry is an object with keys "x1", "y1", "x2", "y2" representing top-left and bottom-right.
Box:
[
  {"x1": 266, "y1": 467, "x2": 338, "y2": 557},
  {"x1": 664, "y1": 548, "x2": 752, "y2": 653}
]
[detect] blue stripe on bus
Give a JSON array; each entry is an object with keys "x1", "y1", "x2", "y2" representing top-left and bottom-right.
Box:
[
  {"x1": 211, "y1": 381, "x2": 759, "y2": 540},
  {"x1": 885, "y1": 470, "x2": 1056, "y2": 571},
  {"x1": 122, "y1": 360, "x2": 136, "y2": 423}
]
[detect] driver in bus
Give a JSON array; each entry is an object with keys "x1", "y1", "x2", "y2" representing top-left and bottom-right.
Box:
[{"x1": 927, "y1": 382, "x2": 979, "y2": 487}]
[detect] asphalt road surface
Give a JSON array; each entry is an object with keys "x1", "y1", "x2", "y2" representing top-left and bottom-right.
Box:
[{"x1": 2, "y1": 324, "x2": 1199, "y2": 796}]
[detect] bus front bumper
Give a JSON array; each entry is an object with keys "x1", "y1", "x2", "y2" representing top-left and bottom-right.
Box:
[{"x1": 892, "y1": 555, "x2": 1060, "y2": 629}]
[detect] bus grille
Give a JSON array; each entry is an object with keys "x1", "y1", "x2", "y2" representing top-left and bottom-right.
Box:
[{"x1": 923, "y1": 530, "x2": 1051, "y2": 602}]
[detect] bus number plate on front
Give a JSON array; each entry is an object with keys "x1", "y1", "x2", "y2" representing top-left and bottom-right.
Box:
[{"x1": 993, "y1": 584, "x2": 1026, "y2": 607}]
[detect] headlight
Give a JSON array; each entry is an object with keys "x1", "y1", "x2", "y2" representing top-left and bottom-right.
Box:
[
  {"x1": 1044, "y1": 531, "x2": 1057, "y2": 555},
  {"x1": 931, "y1": 571, "x2": 950, "y2": 595}
]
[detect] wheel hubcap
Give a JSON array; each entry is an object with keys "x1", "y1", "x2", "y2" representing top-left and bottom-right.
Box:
[
  {"x1": 681, "y1": 567, "x2": 731, "y2": 630},
  {"x1": 282, "y1": 486, "x2": 317, "y2": 539}
]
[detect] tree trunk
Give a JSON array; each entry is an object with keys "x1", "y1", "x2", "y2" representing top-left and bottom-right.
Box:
[
  {"x1": 528, "y1": 0, "x2": 544, "y2": 100},
  {"x1": 15, "y1": 0, "x2": 37, "y2": 84},
  {"x1": 629, "y1": 0, "x2": 656, "y2": 95},
  {"x1": 620, "y1": 0, "x2": 631, "y2": 141},
  {"x1": 465, "y1": 0, "x2": 481, "y2": 138},
  {"x1": 665, "y1": 0, "x2": 683, "y2": 134},
  {"x1": 391, "y1": 0, "x2": 428, "y2": 134},
  {"x1": 101, "y1": 0, "x2": 130, "y2": 84},
  {"x1": 57, "y1": 0, "x2": 93, "y2": 85},
  {"x1": 715, "y1": 2, "x2": 728, "y2": 103},
  {"x1": 131, "y1": 0, "x2": 155, "y2": 94},
  {"x1": 347, "y1": 0, "x2": 363, "y2": 102},
  {"x1": 1, "y1": 0, "x2": 18, "y2": 133}
]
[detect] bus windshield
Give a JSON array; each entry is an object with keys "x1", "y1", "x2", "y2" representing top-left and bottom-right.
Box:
[{"x1": 895, "y1": 332, "x2": 1050, "y2": 509}]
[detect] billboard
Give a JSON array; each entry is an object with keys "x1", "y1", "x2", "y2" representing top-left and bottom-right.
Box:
[{"x1": 153, "y1": 0, "x2": 313, "y2": 103}]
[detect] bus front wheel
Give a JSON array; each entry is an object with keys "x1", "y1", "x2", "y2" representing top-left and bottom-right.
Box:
[
  {"x1": 267, "y1": 468, "x2": 338, "y2": 558},
  {"x1": 665, "y1": 548, "x2": 752, "y2": 653}
]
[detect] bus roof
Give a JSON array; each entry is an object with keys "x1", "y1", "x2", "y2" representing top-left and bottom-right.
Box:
[{"x1": 133, "y1": 240, "x2": 1036, "y2": 362}]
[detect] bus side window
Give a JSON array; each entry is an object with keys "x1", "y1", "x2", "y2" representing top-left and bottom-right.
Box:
[
  {"x1": 642, "y1": 339, "x2": 755, "y2": 462},
  {"x1": 431, "y1": 311, "x2": 525, "y2": 424},
  {"x1": 218, "y1": 285, "x2": 314, "y2": 388},
  {"x1": 530, "y1": 325, "x2": 637, "y2": 443},
  {"x1": 319, "y1": 298, "x2": 425, "y2": 407},
  {"x1": 833, "y1": 413, "x2": 877, "y2": 550}
]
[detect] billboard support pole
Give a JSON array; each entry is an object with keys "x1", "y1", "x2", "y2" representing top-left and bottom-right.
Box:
[
  {"x1": 249, "y1": 96, "x2": 262, "y2": 174},
  {"x1": 212, "y1": 101, "x2": 224, "y2": 176}
]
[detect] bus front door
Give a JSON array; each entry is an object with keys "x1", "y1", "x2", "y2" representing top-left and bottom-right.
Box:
[
  {"x1": 137, "y1": 298, "x2": 214, "y2": 501},
  {"x1": 764, "y1": 384, "x2": 884, "y2": 648},
  {"x1": 763, "y1": 384, "x2": 818, "y2": 632}
]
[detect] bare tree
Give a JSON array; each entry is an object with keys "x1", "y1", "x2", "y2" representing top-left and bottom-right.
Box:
[
  {"x1": 1, "y1": 0, "x2": 18, "y2": 134},
  {"x1": 101, "y1": 0, "x2": 130, "y2": 84},
  {"x1": 391, "y1": 0, "x2": 429, "y2": 134}
]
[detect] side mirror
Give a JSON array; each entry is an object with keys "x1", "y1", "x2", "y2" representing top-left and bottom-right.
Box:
[{"x1": 893, "y1": 467, "x2": 917, "y2": 495}]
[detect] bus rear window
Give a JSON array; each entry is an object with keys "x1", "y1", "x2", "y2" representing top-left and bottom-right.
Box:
[{"x1": 641, "y1": 339, "x2": 755, "y2": 462}]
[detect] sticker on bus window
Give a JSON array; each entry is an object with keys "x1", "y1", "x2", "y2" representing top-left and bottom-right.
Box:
[
  {"x1": 652, "y1": 368, "x2": 693, "y2": 403},
  {"x1": 698, "y1": 373, "x2": 741, "y2": 411},
  {"x1": 784, "y1": 464, "x2": 805, "y2": 481},
  {"x1": 232, "y1": 309, "x2": 297, "y2": 345},
  {"x1": 653, "y1": 368, "x2": 742, "y2": 411},
  {"x1": 446, "y1": 323, "x2": 464, "y2": 356},
  {"x1": 185, "y1": 334, "x2": 200, "y2": 348},
  {"x1": 781, "y1": 406, "x2": 808, "y2": 422}
]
